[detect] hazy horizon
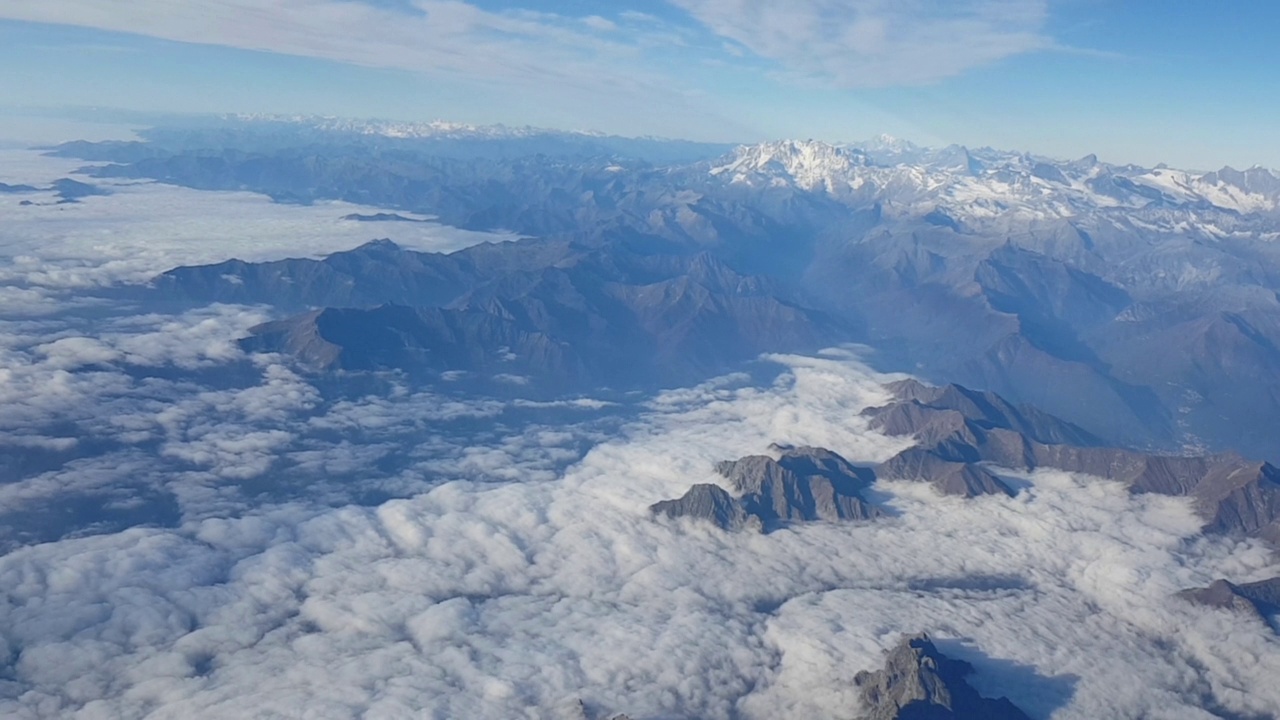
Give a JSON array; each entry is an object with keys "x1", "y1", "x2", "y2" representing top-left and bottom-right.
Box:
[
  {"x1": 2, "y1": 1, "x2": 1278, "y2": 170},
  {"x1": 2, "y1": 105, "x2": 1276, "y2": 177}
]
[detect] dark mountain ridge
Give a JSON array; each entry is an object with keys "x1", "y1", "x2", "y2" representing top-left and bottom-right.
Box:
[
  {"x1": 865, "y1": 381, "x2": 1280, "y2": 542},
  {"x1": 215, "y1": 238, "x2": 846, "y2": 392}
]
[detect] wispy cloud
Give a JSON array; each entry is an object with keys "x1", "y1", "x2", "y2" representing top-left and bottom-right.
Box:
[
  {"x1": 1, "y1": 0, "x2": 1055, "y2": 99},
  {"x1": 668, "y1": 0, "x2": 1052, "y2": 86},
  {"x1": 6, "y1": 2, "x2": 572, "y2": 74},
  {"x1": 0, "y1": 1, "x2": 746, "y2": 137},
  {"x1": 1, "y1": 1, "x2": 679, "y2": 102},
  {"x1": 0, "y1": 0, "x2": 1068, "y2": 141}
]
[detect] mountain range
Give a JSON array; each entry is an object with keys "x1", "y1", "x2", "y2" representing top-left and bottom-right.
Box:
[
  {"x1": 55, "y1": 118, "x2": 1280, "y2": 463},
  {"x1": 148, "y1": 202, "x2": 1280, "y2": 546}
]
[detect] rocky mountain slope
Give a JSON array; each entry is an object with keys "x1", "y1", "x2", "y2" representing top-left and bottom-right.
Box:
[
  {"x1": 1179, "y1": 577, "x2": 1280, "y2": 622},
  {"x1": 648, "y1": 376, "x2": 1280, "y2": 544},
  {"x1": 865, "y1": 382, "x2": 1280, "y2": 542},
  {"x1": 651, "y1": 446, "x2": 884, "y2": 531},
  {"x1": 214, "y1": 238, "x2": 844, "y2": 391},
  {"x1": 853, "y1": 633, "x2": 1031, "y2": 720}
]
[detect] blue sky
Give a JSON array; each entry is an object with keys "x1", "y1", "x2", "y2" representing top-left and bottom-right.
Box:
[{"x1": 0, "y1": 1, "x2": 1276, "y2": 169}]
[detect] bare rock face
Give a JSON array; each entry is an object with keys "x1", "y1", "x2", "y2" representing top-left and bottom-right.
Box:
[
  {"x1": 650, "y1": 446, "x2": 882, "y2": 531},
  {"x1": 853, "y1": 634, "x2": 1031, "y2": 720},
  {"x1": 865, "y1": 382, "x2": 1055, "y2": 498},
  {"x1": 880, "y1": 379, "x2": 1103, "y2": 447},
  {"x1": 717, "y1": 446, "x2": 884, "y2": 524},
  {"x1": 877, "y1": 449, "x2": 1016, "y2": 498},
  {"x1": 650, "y1": 483, "x2": 759, "y2": 532},
  {"x1": 1178, "y1": 577, "x2": 1280, "y2": 622}
]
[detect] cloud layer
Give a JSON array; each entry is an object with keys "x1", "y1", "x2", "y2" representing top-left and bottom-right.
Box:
[
  {"x1": 0, "y1": 149, "x2": 513, "y2": 295},
  {"x1": 2, "y1": 346, "x2": 1279, "y2": 719},
  {"x1": 0, "y1": 150, "x2": 568, "y2": 547}
]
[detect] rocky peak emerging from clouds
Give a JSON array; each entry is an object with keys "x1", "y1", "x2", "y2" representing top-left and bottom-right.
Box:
[
  {"x1": 853, "y1": 633, "x2": 1031, "y2": 720},
  {"x1": 651, "y1": 445, "x2": 884, "y2": 531},
  {"x1": 561, "y1": 698, "x2": 631, "y2": 720},
  {"x1": 866, "y1": 380, "x2": 1280, "y2": 542},
  {"x1": 1179, "y1": 577, "x2": 1280, "y2": 623},
  {"x1": 228, "y1": 239, "x2": 843, "y2": 392}
]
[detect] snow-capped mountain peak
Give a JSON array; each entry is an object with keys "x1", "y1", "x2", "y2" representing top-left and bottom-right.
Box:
[
  {"x1": 861, "y1": 132, "x2": 919, "y2": 153},
  {"x1": 707, "y1": 136, "x2": 1280, "y2": 232},
  {"x1": 710, "y1": 139, "x2": 870, "y2": 191}
]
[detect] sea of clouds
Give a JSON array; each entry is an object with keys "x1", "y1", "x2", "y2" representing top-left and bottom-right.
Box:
[
  {"x1": 1, "y1": 148, "x2": 1278, "y2": 719},
  {"x1": 0, "y1": 148, "x2": 514, "y2": 315}
]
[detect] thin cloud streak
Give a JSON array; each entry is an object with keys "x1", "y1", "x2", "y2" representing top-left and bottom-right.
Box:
[
  {"x1": 5, "y1": 1, "x2": 617, "y2": 82},
  {"x1": 669, "y1": 0, "x2": 1052, "y2": 86},
  {"x1": 0, "y1": 1, "x2": 716, "y2": 132},
  {"x1": 0, "y1": 0, "x2": 1061, "y2": 138}
]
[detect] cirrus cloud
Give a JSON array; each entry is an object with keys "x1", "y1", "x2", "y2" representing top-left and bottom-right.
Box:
[
  {"x1": 0, "y1": 0, "x2": 1055, "y2": 104},
  {"x1": 668, "y1": 0, "x2": 1052, "y2": 86}
]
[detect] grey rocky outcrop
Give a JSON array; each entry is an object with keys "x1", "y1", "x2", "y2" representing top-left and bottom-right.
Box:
[
  {"x1": 853, "y1": 634, "x2": 1031, "y2": 720},
  {"x1": 878, "y1": 450, "x2": 1015, "y2": 498},
  {"x1": 650, "y1": 483, "x2": 759, "y2": 532},
  {"x1": 1178, "y1": 577, "x2": 1280, "y2": 621},
  {"x1": 717, "y1": 445, "x2": 884, "y2": 523},
  {"x1": 651, "y1": 446, "x2": 882, "y2": 531},
  {"x1": 880, "y1": 379, "x2": 1102, "y2": 447}
]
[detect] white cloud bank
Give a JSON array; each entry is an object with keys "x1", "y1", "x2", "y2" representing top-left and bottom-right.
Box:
[
  {"x1": 1, "y1": 350, "x2": 1278, "y2": 719},
  {"x1": 0, "y1": 149, "x2": 514, "y2": 300}
]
